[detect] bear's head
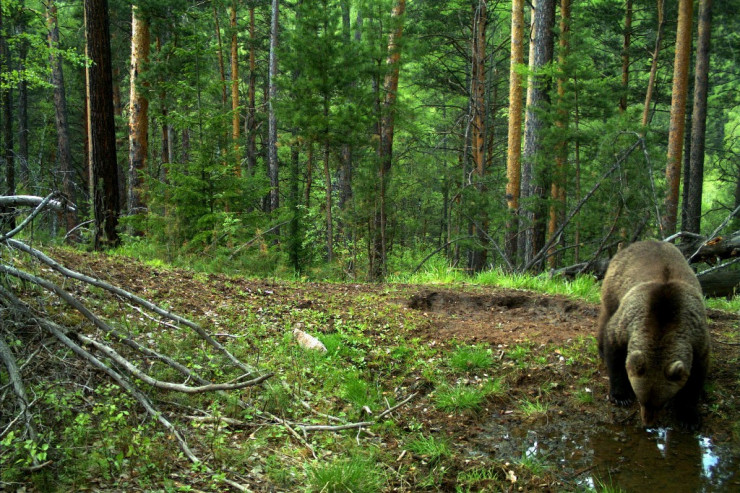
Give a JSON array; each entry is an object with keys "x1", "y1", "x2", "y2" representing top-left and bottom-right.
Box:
[{"x1": 626, "y1": 349, "x2": 691, "y2": 426}]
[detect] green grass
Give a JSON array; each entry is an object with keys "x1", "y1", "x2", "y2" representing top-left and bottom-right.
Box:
[
  {"x1": 305, "y1": 454, "x2": 385, "y2": 493},
  {"x1": 406, "y1": 434, "x2": 452, "y2": 463},
  {"x1": 448, "y1": 344, "x2": 495, "y2": 372},
  {"x1": 434, "y1": 378, "x2": 505, "y2": 413},
  {"x1": 390, "y1": 259, "x2": 602, "y2": 303},
  {"x1": 517, "y1": 449, "x2": 551, "y2": 477},
  {"x1": 519, "y1": 398, "x2": 549, "y2": 417}
]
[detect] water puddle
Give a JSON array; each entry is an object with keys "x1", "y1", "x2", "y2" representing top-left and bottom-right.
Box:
[{"x1": 478, "y1": 417, "x2": 740, "y2": 491}]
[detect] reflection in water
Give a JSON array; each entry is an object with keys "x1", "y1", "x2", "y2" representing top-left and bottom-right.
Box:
[
  {"x1": 700, "y1": 436, "x2": 719, "y2": 480},
  {"x1": 481, "y1": 419, "x2": 739, "y2": 491}
]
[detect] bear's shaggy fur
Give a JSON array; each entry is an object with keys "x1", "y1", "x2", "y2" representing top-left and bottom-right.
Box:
[{"x1": 597, "y1": 240, "x2": 710, "y2": 428}]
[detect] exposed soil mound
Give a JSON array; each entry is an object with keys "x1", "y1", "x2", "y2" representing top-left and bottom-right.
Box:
[{"x1": 408, "y1": 289, "x2": 599, "y2": 345}]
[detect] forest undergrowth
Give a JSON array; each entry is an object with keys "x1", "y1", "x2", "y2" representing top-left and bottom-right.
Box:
[{"x1": 1, "y1": 239, "x2": 739, "y2": 492}]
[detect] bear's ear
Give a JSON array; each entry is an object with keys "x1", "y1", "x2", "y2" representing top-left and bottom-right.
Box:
[
  {"x1": 627, "y1": 351, "x2": 646, "y2": 377},
  {"x1": 665, "y1": 360, "x2": 688, "y2": 382}
]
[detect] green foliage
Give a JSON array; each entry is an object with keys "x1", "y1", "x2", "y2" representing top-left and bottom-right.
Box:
[
  {"x1": 406, "y1": 434, "x2": 452, "y2": 464},
  {"x1": 448, "y1": 344, "x2": 495, "y2": 373},
  {"x1": 434, "y1": 378, "x2": 504, "y2": 413},
  {"x1": 305, "y1": 453, "x2": 385, "y2": 493}
]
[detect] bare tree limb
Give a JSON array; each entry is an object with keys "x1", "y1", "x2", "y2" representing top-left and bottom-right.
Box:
[
  {"x1": 75, "y1": 334, "x2": 271, "y2": 393},
  {"x1": 0, "y1": 336, "x2": 38, "y2": 455},
  {"x1": 6, "y1": 239, "x2": 257, "y2": 375},
  {"x1": 0, "y1": 194, "x2": 75, "y2": 212}
]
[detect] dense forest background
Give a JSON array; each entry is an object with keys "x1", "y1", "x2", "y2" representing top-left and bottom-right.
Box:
[{"x1": 1, "y1": 0, "x2": 739, "y2": 280}]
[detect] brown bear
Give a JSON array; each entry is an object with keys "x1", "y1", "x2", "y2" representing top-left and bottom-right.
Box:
[{"x1": 597, "y1": 240, "x2": 710, "y2": 429}]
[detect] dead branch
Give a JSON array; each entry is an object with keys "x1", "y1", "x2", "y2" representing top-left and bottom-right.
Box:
[
  {"x1": 75, "y1": 333, "x2": 271, "y2": 393},
  {"x1": 0, "y1": 336, "x2": 38, "y2": 452},
  {"x1": 0, "y1": 193, "x2": 64, "y2": 242},
  {"x1": 6, "y1": 239, "x2": 256, "y2": 375},
  {"x1": 525, "y1": 137, "x2": 642, "y2": 272},
  {"x1": 0, "y1": 194, "x2": 75, "y2": 212}
]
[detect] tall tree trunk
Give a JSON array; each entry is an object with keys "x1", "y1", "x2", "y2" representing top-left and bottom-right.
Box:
[
  {"x1": 47, "y1": 0, "x2": 78, "y2": 239},
  {"x1": 469, "y1": 0, "x2": 487, "y2": 273},
  {"x1": 305, "y1": 142, "x2": 313, "y2": 208},
  {"x1": 683, "y1": 0, "x2": 712, "y2": 234},
  {"x1": 505, "y1": 0, "x2": 525, "y2": 264},
  {"x1": 619, "y1": 0, "x2": 632, "y2": 113},
  {"x1": 642, "y1": 0, "x2": 665, "y2": 128},
  {"x1": 371, "y1": 0, "x2": 405, "y2": 281},
  {"x1": 323, "y1": 141, "x2": 333, "y2": 262},
  {"x1": 17, "y1": 0, "x2": 29, "y2": 189},
  {"x1": 520, "y1": 0, "x2": 555, "y2": 268},
  {"x1": 128, "y1": 5, "x2": 150, "y2": 220},
  {"x1": 213, "y1": 3, "x2": 228, "y2": 107},
  {"x1": 548, "y1": 0, "x2": 571, "y2": 269},
  {"x1": 246, "y1": 3, "x2": 257, "y2": 176},
  {"x1": 267, "y1": 0, "x2": 280, "y2": 215},
  {"x1": 85, "y1": 0, "x2": 120, "y2": 249},
  {"x1": 230, "y1": 0, "x2": 241, "y2": 172},
  {"x1": 0, "y1": 6, "x2": 16, "y2": 229},
  {"x1": 663, "y1": 0, "x2": 693, "y2": 237},
  {"x1": 338, "y1": 1, "x2": 356, "y2": 215}
]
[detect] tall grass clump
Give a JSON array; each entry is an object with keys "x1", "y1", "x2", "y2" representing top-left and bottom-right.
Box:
[
  {"x1": 306, "y1": 454, "x2": 385, "y2": 493},
  {"x1": 449, "y1": 345, "x2": 494, "y2": 372}
]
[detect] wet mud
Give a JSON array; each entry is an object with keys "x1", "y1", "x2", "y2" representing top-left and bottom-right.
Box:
[{"x1": 408, "y1": 288, "x2": 740, "y2": 491}]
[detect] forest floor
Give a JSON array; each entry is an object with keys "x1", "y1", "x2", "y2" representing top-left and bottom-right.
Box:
[{"x1": 8, "y1": 249, "x2": 740, "y2": 492}]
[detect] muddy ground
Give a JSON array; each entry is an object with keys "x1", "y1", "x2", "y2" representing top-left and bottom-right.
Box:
[{"x1": 38, "y1": 251, "x2": 740, "y2": 491}]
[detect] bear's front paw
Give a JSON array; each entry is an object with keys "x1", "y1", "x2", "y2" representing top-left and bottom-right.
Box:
[{"x1": 609, "y1": 386, "x2": 635, "y2": 406}]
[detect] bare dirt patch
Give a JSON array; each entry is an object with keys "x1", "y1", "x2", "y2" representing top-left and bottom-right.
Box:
[{"x1": 408, "y1": 288, "x2": 599, "y2": 345}]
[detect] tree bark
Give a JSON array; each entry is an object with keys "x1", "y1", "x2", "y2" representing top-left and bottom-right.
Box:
[
  {"x1": 641, "y1": 0, "x2": 665, "y2": 128},
  {"x1": 323, "y1": 142, "x2": 333, "y2": 262},
  {"x1": 1, "y1": 6, "x2": 16, "y2": 229},
  {"x1": 505, "y1": 0, "x2": 525, "y2": 263},
  {"x1": 662, "y1": 0, "x2": 693, "y2": 237},
  {"x1": 267, "y1": 0, "x2": 280, "y2": 214},
  {"x1": 213, "y1": 3, "x2": 228, "y2": 107},
  {"x1": 128, "y1": 5, "x2": 150, "y2": 219},
  {"x1": 230, "y1": 0, "x2": 241, "y2": 172},
  {"x1": 469, "y1": 0, "x2": 487, "y2": 273},
  {"x1": 619, "y1": 0, "x2": 632, "y2": 113},
  {"x1": 246, "y1": 3, "x2": 257, "y2": 176},
  {"x1": 17, "y1": 0, "x2": 29, "y2": 189},
  {"x1": 371, "y1": 0, "x2": 406, "y2": 281},
  {"x1": 548, "y1": 0, "x2": 571, "y2": 269},
  {"x1": 520, "y1": 0, "x2": 556, "y2": 268},
  {"x1": 85, "y1": 0, "x2": 120, "y2": 249},
  {"x1": 46, "y1": 0, "x2": 78, "y2": 239},
  {"x1": 683, "y1": 0, "x2": 713, "y2": 234}
]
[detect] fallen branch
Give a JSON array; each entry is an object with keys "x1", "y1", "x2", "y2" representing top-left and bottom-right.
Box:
[
  {"x1": 0, "y1": 194, "x2": 75, "y2": 212},
  {"x1": 75, "y1": 333, "x2": 271, "y2": 393},
  {"x1": 0, "y1": 336, "x2": 38, "y2": 453},
  {"x1": 7, "y1": 239, "x2": 257, "y2": 375}
]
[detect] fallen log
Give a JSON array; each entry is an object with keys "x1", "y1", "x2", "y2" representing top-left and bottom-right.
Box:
[{"x1": 554, "y1": 234, "x2": 740, "y2": 298}]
